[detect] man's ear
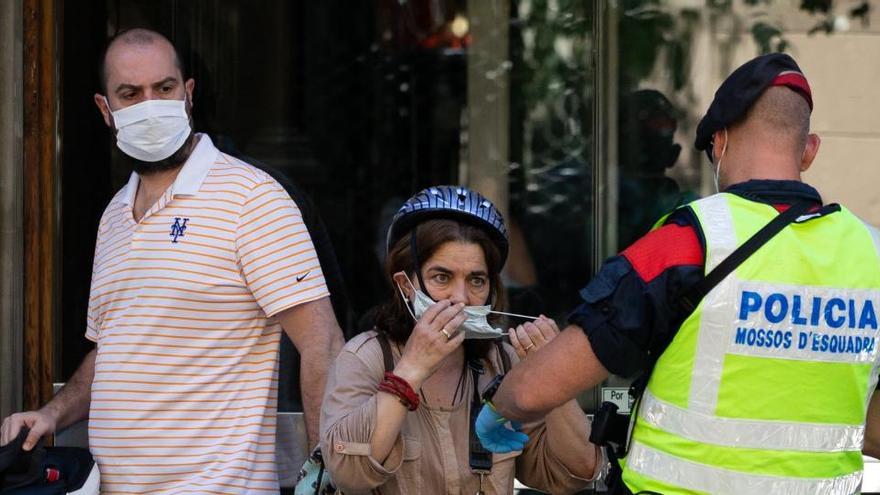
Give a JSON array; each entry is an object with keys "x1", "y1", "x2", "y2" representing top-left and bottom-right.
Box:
[
  {"x1": 800, "y1": 133, "x2": 821, "y2": 173},
  {"x1": 94, "y1": 94, "x2": 113, "y2": 128},
  {"x1": 184, "y1": 78, "x2": 195, "y2": 109}
]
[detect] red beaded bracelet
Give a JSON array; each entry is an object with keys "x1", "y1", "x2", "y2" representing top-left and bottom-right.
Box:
[
  {"x1": 381, "y1": 373, "x2": 420, "y2": 410},
  {"x1": 379, "y1": 381, "x2": 419, "y2": 411},
  {"x1": 378, "y1": 372, "x2": 420, "y2": 411}
]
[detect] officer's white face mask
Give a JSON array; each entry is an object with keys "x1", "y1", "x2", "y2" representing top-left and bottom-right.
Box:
[
  {"x1": 712, "y1": 128, "x2": 729, "y2": 193},
  {"x1": 396, "y1": 272, "x2": 505, "y2": 339},
  {"x1": 104, "y1": 96, "x2": 191, "y2": 163}
]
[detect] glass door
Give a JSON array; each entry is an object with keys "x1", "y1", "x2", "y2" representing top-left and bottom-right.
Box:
[{"x1": 58, "y1": 0, "x2": 601, "y2": 411}]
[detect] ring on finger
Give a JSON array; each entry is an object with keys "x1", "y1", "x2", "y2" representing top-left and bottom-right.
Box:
[
  {"x1": 440, "y1": 327, "x2": 452, "y2": 340},
  {"x1": 524, "y1": 343, "x2": 535, "y2": 351}
]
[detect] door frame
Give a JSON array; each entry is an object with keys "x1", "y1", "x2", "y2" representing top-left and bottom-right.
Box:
[{"x1": 22, "y1": 0, "x2": 59, "y2": 410}]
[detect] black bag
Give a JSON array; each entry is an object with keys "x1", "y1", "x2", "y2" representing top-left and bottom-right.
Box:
[{"x1": 0, "y1": 428, "x2": 99, "y2": 495}]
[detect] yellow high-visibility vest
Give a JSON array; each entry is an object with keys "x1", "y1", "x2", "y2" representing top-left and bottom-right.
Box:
[{"x1": 623, "y1": 192, "x2": 880, "y2": 495}]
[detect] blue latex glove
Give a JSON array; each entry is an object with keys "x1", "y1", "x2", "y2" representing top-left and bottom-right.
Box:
[{"x1": 476, "y1": 403, "x2": 529, "y2": 453}]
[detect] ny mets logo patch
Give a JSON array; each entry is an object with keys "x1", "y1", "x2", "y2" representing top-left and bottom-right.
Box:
[{"x1": 170, "y1": 217, "x2": 189, "y2": 243}]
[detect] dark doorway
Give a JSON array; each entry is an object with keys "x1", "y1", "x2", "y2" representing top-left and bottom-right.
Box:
[{"x1": 58, "y1": 1, "x2": 473, "y2": 413}]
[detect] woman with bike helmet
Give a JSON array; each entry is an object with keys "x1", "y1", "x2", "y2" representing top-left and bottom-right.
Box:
[{"x1": 320, "y1": 186, "x2": 600, "y2": 494}]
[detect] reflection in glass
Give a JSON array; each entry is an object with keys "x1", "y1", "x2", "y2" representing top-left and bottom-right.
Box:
[
  {"x1": 507, "y1": 0, "x2": 595, "y2": 320},
  {"x1": 617, "y1": 89, "x2": 694, "y2": 250}
]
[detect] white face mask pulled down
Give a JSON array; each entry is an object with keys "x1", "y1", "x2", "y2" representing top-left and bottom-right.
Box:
[
  {"x1": 396, "y1": 272, "x2": 537, "y2": 340},
  {"x1": 712, "y1": 128, "x2": 729, "y2": 194},
  {"x1": 104, "y1": 96, "x2": 192, "y2": 162}
]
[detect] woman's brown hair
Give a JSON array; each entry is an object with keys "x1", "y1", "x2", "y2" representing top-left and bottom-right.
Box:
[{"x1": 371, "y1": 218, "x2": 506, "y2": 360}]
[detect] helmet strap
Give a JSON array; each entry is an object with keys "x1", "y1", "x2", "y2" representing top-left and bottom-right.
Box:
[{"x1": 409, "y1": 227, "x2": 435, "y2": 301}]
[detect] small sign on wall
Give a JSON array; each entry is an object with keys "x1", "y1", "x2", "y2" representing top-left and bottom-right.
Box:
[{"x1": 601, "y1": 387, "x2": 634, "y2": 414}]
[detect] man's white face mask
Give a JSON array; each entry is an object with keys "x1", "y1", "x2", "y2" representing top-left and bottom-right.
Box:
[
  {"x1": 104, "y1": 96, "x2": 191, "y2": 162},
  {"x1": 396, "y1": 272, "x2": 505, "y2": 340}
]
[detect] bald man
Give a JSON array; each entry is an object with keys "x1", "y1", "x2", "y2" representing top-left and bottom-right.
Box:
[
  {"x1": 477, "y1": 53, "x2": 880, "y2": 494},
  {"x1": 1, "y1": 28, "x2": 344, "y2": 494}
]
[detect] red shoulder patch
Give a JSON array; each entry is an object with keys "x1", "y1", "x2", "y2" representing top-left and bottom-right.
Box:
[{"x1": 621, "y1": 224, "x2": 703, "y2": 283}]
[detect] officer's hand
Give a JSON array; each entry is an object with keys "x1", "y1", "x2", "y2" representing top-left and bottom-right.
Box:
[
  {"x1": 476, "y1": 403, "x2": 529, "y2": 453},
  {"x1": 0, "y1": 410, "x2": 57, "y2": 450}
]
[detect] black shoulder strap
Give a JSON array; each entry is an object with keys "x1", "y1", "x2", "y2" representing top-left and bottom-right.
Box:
[
  {"x1": 376, "y1": 331, "x2": 394, "y2": 373},
  {"x1": 678, "y1": 201, "x2": 812, "y2": 315},
  {"x1": 494, "y1": 340, "x2": 510, "y2": 374},
  {"x1": 468, "y1": 360, "x2": 493, "y2": 474},
  {"x1": 466, "y1": 341, "x2": 513, "y2": 475}
]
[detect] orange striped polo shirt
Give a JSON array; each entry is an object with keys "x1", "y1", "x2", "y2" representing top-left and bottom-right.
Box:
[{"x1": 85, "y1": 134, "x2": 329, "y2": 494}]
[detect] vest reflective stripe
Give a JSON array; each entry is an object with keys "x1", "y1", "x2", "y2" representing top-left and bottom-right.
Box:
[
  {"x1": 627, "y1": 441, "x2": 863, "y2": 495},
  {"x1": 640, "y1": 389, "x2": 865, "y2": 452},
  {"x1": 688, "y1": 195, "x2": 737, "y2": 414},
  {"x1": 623, "y1": 193, "x2": 880, "y2": 494}
]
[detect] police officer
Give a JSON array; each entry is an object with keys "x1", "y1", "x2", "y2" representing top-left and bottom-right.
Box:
[{"x1": 475, "y1": 52, "x2": 880, "y2": 494}]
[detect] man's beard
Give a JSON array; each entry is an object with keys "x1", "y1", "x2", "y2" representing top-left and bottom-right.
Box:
[{"x1": 115, "y1": 131, "x2": 196, "y2": 176}]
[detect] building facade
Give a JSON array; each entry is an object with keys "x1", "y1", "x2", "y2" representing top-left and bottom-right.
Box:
[{"x1": 1, "y1": 0, "x2": 878, "y2": 427}]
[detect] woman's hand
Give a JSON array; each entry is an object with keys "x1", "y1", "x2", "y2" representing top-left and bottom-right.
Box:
[
  {"x1": 393, "y1": 300, "x2": 466, "y2": 388},
  {"x1": 369, "y1": 300, "x2": 465, "y2": 465},
  {"x1": 508, "y1": 315, "x2": 559, "y2": 359}
]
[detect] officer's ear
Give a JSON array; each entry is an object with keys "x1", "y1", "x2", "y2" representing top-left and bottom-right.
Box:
[
  {"x1": 711, "y1": 129, "x2": 728, "y2": 163},
  {"x1": 800, "y1": 133, "x2": 821, "y2": 173}
]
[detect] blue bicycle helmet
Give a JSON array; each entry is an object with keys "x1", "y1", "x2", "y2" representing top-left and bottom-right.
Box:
[{"x1": 386, "y1": 185, "x2": 509, "y2": 263}]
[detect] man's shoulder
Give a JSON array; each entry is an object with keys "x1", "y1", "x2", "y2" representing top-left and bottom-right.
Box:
[
  {"x1": 211, "y1": 151, "x2": 279, "y2": 189},
  {"x1": 200, "y1": 151, "x2": 303, "y2": 215},
  {"x1": 206, "y1": 142, "x2": 311, "y2": 214}
]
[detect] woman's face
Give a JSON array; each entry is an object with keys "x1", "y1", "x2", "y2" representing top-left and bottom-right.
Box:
[{"x1": 413, "y1": 241, "x2": 491, "y2": 306}]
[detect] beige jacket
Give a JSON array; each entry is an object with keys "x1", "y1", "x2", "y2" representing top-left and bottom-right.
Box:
[{"x1": 320, "y1": 331, "x2": 595, "y2": 494}]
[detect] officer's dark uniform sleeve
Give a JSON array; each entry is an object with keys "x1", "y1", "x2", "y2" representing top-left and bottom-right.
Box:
[{"x1": 568, "y1": 213, "x2": 705, "y2": 377}]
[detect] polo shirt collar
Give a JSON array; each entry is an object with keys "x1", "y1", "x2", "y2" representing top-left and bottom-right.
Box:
[
  {"x1": 120, "y1": 171, "x2": 139, "y2": 206},
  {"x1": 119, "y1": 133, "x2": 218, "y2": 206},
  {"x1": 171, "y1": 133, "x2": 217, "y2": 196}
]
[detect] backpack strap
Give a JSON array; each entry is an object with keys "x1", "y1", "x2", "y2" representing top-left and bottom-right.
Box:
[{"x1": 376, "y1": 331, "x2": 394, "y2": 373}]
